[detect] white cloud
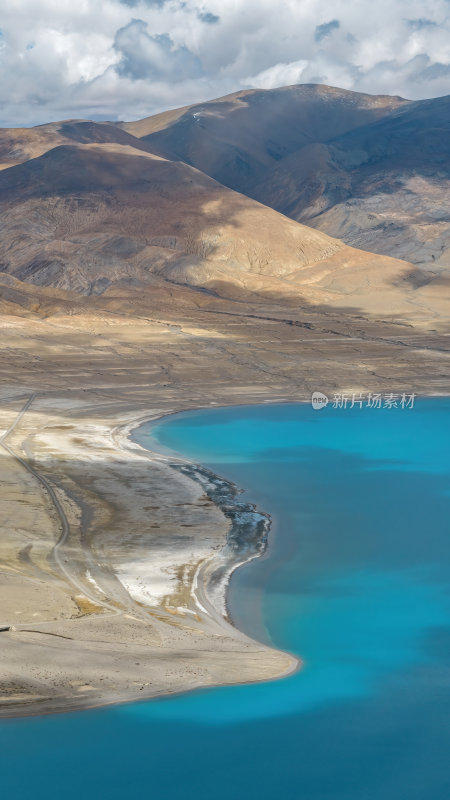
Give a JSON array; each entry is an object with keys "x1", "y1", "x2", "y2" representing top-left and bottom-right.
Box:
[
  {"x1": 0, "y1": 0, "x2": 449, "y2": 126},
  {"x1": 114, "y1": 20, "x2": 202, "y2": 81},
  {"x1": 245, "y1": 60, "x2": 309, "y2": 91}
]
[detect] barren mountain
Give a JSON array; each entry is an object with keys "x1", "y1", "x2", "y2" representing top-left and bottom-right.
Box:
[
  {"x1": 0, "y1": 140, "x2": 343, "y2": 293},
  {"x1": 1, "y1": 139, "x2": 431, "y2": 321},
  {"x1": 126, "y1": 85, "x2": 450, "y2": 273},
  {"x1": 123, "y1": 85, "x2": 406, "y2": 195},
  {"x1": 0, "y1": 119, "x2": 158, "y2": 170},
  {"x1": 0, "y1": 84, "x2": 449, "y2": 325}
]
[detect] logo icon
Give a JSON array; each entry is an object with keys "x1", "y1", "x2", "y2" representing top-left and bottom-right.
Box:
[{"x1": 311, "y1": 391, "x2": 329, "y2": 410}]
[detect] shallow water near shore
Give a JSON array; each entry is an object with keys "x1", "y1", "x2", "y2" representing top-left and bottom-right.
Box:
[{"x1": 2, "y1": 400, "x2": 450, "y2": 799}]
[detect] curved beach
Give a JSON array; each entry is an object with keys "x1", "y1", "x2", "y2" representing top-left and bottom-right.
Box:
[
  {"x1": 0, "y1": 293, "x2": 448, "y2": 718},
  {"x1": 0, "y1": 391, "x2": 297, "y2": 718}
]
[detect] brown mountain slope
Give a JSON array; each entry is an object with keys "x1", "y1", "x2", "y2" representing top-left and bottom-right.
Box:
[
  {"x1": 0, "y1": 119, "x2": 158, "y2": 170},
  {"x1": 125, "y1": 85, "x2": 450, "y2": 273},
  {"x1": 0, "y1": 141, "x2": 343, "y2": 291},
  {"x1": 124, "y1": 85, "x2": 406, "y2": 197},
  {"x1": 0, "y1": 140, "x2": 435, "y2": 322},
  {"x1": 251, "y1": 95, "x2": 450, "y2": 272}
]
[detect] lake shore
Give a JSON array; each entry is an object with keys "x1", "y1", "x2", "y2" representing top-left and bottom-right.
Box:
[
  {"x1": 0, "y1": 290, "x2": 449, "y2": 716},
  {"x1": 0, "y1": 393, "x2": 299, "y2": 718}
]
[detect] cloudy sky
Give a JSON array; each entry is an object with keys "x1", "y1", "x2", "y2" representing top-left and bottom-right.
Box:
[{"x1": 1, "y1": 0, "x2": 450, "y2": 126}]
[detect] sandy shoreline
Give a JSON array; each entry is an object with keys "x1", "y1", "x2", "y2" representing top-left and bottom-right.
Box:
[
  {"x1": 129, "y1": 415, "x2": 275, "y2": 617},
  {"x1": 1, "y1": 286, "x2": 449, "y2": 717},
  {"x1": 117, "y1": 409, "x2": 273, "y2": 621},
  {"x1": 0, "y1": 391, "x2": 299, "y2": 718}
]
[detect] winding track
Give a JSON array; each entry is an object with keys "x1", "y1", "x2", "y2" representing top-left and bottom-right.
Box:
[
  {"x1": 0, "y1": 395, "x2": 139, "y2": 618},
  {"x1": 0, "y1": 394, "x2": 206, "y2": 633},
  {"x1": 1, "y1": 395, "x2": 267, "y2": 633}
]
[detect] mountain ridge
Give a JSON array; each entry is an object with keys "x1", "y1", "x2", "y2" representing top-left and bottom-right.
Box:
[
  {"x1": 124, "y1": 84, "x2": 449, "y2": 273},
  {"x1": 0, "y1": 83, "x2": 448, "y2": 326}
]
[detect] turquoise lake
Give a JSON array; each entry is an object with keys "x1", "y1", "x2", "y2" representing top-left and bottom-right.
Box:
[{"x1": 1, "y1": 400, "x2": 449, "y2": 799}]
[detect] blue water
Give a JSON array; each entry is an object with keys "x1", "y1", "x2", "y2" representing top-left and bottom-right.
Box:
[{"x1": 1, "y1": 400, "x2": 450, "y2": 799}]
